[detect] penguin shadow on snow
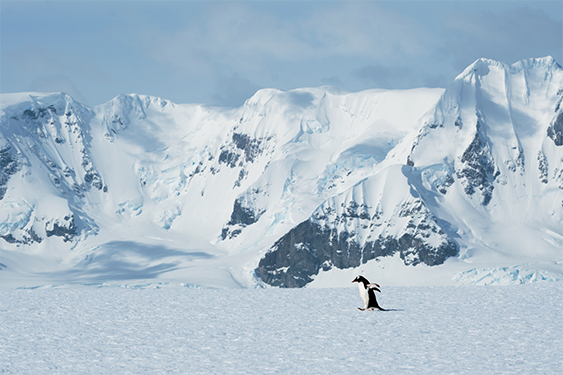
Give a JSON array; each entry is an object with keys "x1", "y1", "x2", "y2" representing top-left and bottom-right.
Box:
[{"x1": 351, "y1": 275, "x2": 404, "y2": 312}]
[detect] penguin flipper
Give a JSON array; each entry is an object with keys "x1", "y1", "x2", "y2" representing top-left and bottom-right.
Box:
[{"x1": 367, "y1": 283, "x2": 381, "y2": 293}]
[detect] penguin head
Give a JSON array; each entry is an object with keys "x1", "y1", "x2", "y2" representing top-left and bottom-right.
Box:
[{"x1": 352, "y1": 275, "x2": 369, "y2": 286}]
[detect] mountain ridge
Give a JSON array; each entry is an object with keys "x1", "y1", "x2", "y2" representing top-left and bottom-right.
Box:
[{"x1": 1, "y1": 57, "x2": 562, "y2": 288}]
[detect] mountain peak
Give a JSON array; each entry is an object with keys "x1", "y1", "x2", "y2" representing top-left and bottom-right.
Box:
[
  {"x1": 1, "y1": 91, "x2": 84, "y2": 112},
  {"x1": 457, "y1": 56, "x2": 561, "y2": 81},
  {"x1": 509, "y1": 55, "x2": 560, "y2": 71}
]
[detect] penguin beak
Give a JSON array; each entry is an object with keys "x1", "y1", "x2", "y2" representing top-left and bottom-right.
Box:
[{"x1": 351, "y1": 280, "x2": 356, "y2": 283}]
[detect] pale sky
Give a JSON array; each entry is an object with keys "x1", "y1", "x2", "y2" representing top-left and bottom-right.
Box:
[{"x1": 1, "y1": 0, "x2": 562, "y2": 107}]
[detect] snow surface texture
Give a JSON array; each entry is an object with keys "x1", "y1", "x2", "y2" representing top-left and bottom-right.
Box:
[
  {"x1": 1, "y1": 57, "x2": 563, "y2": 289},
  {"x1": 1, "y1": 284, "x2": 562, "y2": 374}
]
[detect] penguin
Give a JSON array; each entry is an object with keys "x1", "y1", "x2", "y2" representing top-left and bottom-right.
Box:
[{"x1": 352, "y1": 275, "x2": 386, "y2": 311}]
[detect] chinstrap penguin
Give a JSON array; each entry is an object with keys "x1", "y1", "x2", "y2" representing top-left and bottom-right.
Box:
[{"x1": 352, "y1": 275, "x2": 386, "y2": 311}]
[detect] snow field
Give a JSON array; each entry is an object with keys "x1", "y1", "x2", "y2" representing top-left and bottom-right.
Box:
[{"x1": 1, "y1": 283, "x2": 561, "y2": 374}]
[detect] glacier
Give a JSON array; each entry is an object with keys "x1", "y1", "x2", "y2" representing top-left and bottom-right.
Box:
[{"x1": 1, "y1": 57, "x2": 562, "y2": 289}]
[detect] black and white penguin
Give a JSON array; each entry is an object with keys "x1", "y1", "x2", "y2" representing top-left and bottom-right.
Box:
[{"x1": 352, "y1": 275, "x2": 386, "y2": 311}]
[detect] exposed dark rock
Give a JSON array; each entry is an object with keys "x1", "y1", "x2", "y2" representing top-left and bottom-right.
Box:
[
  {"x1": 232, "y1": 133, "x2": 251, "y2": 150},
  {"x1": 0, "y1": 234, "x2": 17, "y2": 244},
  {"x1": 538, "y1": 151, "x2": 548, "y2": 184},
  {"x1": 256, "y1": 221, "x2": 324, "y2": 288},
  {"x1": 45, "y1": 215, "x2": 77, "y2": 242},
  {"x1": 438, "y1": 174, "x2": 455, "y2": 194},
  {"x1": 218, "y1": 149, "x2": 240, "y2": 168},
  {"x1": 456, "y1": 130, "x2": 497, "y2": 205},
  {"x1": 0, "y1": 146, "x2": 20, "y2": 200},
  {"x1": 515, "y1": 147, "x2": 525, "y2": 174},
  {"x1": 84, "y1": 170, "x2": 104, "y2": 190},
  {"x1": 218, "y1": 132, "x2": 270, "y2": 169},
  {"x1": 547, "y1": 111, "x2": 563, "y2": 146},
  {"x1": 256, "y1": 198, "x2": 458, "y2": 288},
  {"x1": 63, "y1": 166, "x2": 75, "y2": 178},
  {"x1": 50, "y1": 174, "x2": 62, "y2": 187},
  {"x1": 221, "y1": 195, "x2": 265, "y2": 240},
  {"x1": 555, "y1": 169, "x2": 563, "y2": 189},
  {"x1": 23, "y1": 109, "x2": 39, "y2": 120},
  {"x1": 1, "y1": 227, "x2": 43, "y2": 245},
  {"x1": 230, "y1": 198, "x2": 260, "y2": 226},
  {"x1": 27, "y1": 227, "x2": 43, "y2": 244},
  {"x1": 189, "y1": 161, "x2": 205, "y2": 178},
  {"x1": 233, "y1": 168, "x2": 248, "y2": 188},
  {"x1": 427, "y1": 122, "x2": 443, "y2": 129}
]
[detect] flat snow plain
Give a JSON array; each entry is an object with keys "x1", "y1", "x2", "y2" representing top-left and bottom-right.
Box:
[{"x1": 1, "y1": 283, "x2": 561, "y2": 374}]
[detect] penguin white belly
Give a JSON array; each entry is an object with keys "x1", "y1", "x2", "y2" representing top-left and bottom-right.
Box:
[{"x1": 357, "y1": 283, "x2": 368, "y2": 308}]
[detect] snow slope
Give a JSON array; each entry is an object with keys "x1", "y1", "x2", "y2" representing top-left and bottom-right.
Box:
[
  {"x1": 0, "y1": 87, "x2": 443, "y2": 288},
  {"x1": 1, "y1": 57, "x2": 562, "y2": 288},
  {"x1": 262, "y1": 56, "x2": 563, "y2": 287},
  {"x1": 1, "y1": 284, "x2": 561, "y2": 374}
]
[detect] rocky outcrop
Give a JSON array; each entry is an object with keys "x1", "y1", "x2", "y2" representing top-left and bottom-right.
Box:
[
  {"x1": 0, "y1": 201, "x2": 82, "y2": 245},
  {"x1": 547, "y1": 111, "x2": 563, "y2": 146},
  {"x1": 257, "y1": 195, "x2": 458, "y2": 288},
  {"x1": 456, "y1": 128, "x2": 498, "y2": 205},
  {"x1": 218, "y1": 132, "x2": 270, "y2": 169},
  {"x1": 0, "y1": 146, "x2": 20, "y2": 200},
  {"x1": 538, "y1": 150, "x2": 549, "y2": 184},
  {"x1": 221, "y1": 188, "x2": 267, "y2": 240},
  {"x1": 45, "y1": 215, "x2": 77, "y2": 242},
  {"x1": 0, "y1": 227, "x2": 42, "y2": 245}
]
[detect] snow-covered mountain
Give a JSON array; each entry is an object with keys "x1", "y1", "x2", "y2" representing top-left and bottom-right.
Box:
[
  {"x1": 1, "y1": 57, "x2": 562, "y2": 288},
  {"x1": 260, "y1": 57, "x2": 563, "y2": 287}
]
